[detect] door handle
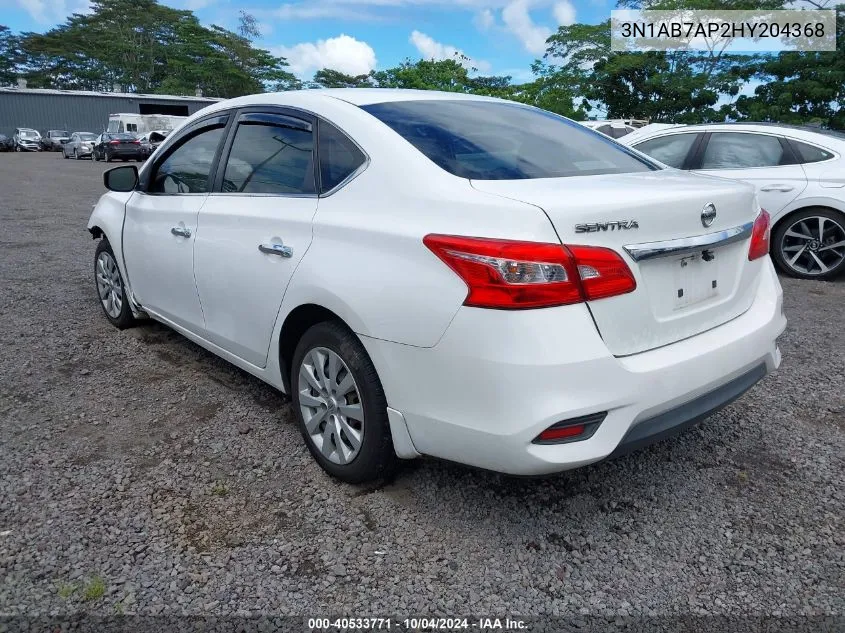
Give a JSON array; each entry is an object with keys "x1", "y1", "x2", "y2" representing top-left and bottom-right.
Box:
[
  {"x1": 258, "y1": 242, "x2": 293, "y2": 258},
  {"x1": 171, "y1": 226, "x2": 192, "y2": 238},
  {"x1": 760, "y1": 184, "x2": 794, "y2": 192}
]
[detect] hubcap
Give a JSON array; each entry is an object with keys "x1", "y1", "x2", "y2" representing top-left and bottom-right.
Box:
[
  {"x1": 297, "y1": 347, "x2": 364, "y2": 465},
  {"x1": 95, "y1": 251, "x2": 123, "y2": 318},
  {"x1": 781, "y1": 216, "x2": 845, "y2": 276}
]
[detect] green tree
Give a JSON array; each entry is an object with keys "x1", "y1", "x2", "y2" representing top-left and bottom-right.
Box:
[
  {"x1": 0, "y1": 26, "x2": 21, "y2": 86},
  {"x1": 312, "y1": 68, "x2": 375, "y2": 88},
  {"x1": 733, "y1": 7, "x2": 844, "y2": 129},
  {"x1": 18, "y1": 0, "x2": 295, "y2": 96}
]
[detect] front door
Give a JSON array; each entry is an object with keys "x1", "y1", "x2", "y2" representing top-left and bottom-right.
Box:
[
  {"x1": 193, "y1": 110, "x2": 318, "y2": 367},
  {"x1": 122, "y1": 116, "x2": 229, "y2": 332}
]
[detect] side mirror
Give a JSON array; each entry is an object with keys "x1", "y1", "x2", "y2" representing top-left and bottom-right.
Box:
[{"x1": 103, "y1": 165, "x2": 138, "y2": 192}]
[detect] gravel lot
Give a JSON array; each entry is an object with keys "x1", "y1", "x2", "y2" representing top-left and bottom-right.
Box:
[{"x1": 1, "y1": 152, "x2": 843, "y2": 623}]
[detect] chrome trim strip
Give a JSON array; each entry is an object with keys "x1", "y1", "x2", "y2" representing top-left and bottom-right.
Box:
[{"x1": 623, "y1": 221, "x2": 754, "y2": 262}]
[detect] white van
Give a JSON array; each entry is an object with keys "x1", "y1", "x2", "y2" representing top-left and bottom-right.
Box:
[{"x1": 106, "y1": 113, "x2": 187, "y2": 135}]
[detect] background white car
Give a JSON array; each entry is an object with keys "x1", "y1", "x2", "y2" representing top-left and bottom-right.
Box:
[
  {"x1": 87, "y1": 90, "x2": 785, "y2": 483},
  {"x1": 622, "y1": 123, "x2": 845, "y2": 280}
]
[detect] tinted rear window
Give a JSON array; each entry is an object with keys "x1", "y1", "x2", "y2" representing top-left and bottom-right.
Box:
[
  {"x1": 109, "y1": 133, "x2": 136, "y2": 140},
  {"x1": 361, "y1": 100, "x2": 655, "y2": 180}
]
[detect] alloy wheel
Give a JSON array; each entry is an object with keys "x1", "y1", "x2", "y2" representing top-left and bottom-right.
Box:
[
  {"x1": 297, "y1": 347, "x2": 364, "y2": 465},
  {"x1": 95, "y1": 251, "x2": 123, "y2": 318},
  {"x1": 780, "y1": 216, "x2": 845, "y2": 276}
]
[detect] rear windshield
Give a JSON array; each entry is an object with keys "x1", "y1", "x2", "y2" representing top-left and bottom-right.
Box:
[
  {"x1": 78, "y1": 133, "x2": 96, "y2": 140},
  {"x1": 19, "y1": 130, "x2": 39, "y2": 138},
  {"x1": 109, "y1": 133, "x2": 136, "y2": 140},
  {"x1": 52, "y1": 130, "x2": 69, "y2": 136},
  {"x1": 361, "y1": 100, "x2": 656, "y2": 180}
]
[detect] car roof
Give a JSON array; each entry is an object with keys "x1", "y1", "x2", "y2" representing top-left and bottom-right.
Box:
[
  {"x1": 198, "y1": 88, "x2": 506, "y2": 115},
  {"x1": 624, "y1": 121, "x2": 845, "y2": 147}
]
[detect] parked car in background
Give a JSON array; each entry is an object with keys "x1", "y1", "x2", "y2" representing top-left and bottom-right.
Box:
[
  {"x1": 0, "y1": 134, "x2": 14, "y2": 151},
  {"x1": 87, "y1": 89, "x2": 785, "y2": 483},
  {"x1": 138, "y1": 130, "x2": 170, "y2": 158},
  {"x1": 13, "y1": 128, "x2": 41, "y2": 152},
  {"x1": 581, "y1": 120, "x2": 640, "y2": 139},
  {"x1": 63, "y1": 132, "x2": 98, "y2": 160},
  {"x1": 623, "y1": 123, "x2": 845, "y2": 280},
  {"x1": 41, "y1": 129, "x2": 71, "y2": 151},
  {"x1": 92, "y1": 133, "x2": 143, "y2": 162}
]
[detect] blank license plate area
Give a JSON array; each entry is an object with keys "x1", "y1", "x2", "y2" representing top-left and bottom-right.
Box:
[{"x1": 673, "y1": 252, "x2": 719, "y2": 309}]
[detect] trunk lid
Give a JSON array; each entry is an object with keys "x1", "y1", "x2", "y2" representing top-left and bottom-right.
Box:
[{"x1": 471, "y1": 170, "x2": 764, "y2": 356}]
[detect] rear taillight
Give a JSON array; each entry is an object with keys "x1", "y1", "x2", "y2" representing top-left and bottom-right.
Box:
[
  {"x1": 748, "y1": 209, "x2": 770, "y2": 261},
  {"x1": 109, "y1": 140, "x2": 121, "y2": 145},
  {"x1": 423, "y1": 235, "x2": 636, "y2": 309}
]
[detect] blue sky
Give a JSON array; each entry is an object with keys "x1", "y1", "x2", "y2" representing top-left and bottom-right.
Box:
[{"x1": 5, "y1": 0, "x2": 613, "y2": 81}]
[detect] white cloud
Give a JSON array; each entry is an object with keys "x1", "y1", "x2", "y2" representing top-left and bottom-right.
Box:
[
  {"x1": 409, "y1": 30, "x2": 491, "y2": 72},
  {"x1": 274, "y1": 34, "x2": 377, "y2": 78},
  {"x1": 501, "y1": 0, "x2": 552, "y2": 55},
  {"x1": 474, "y1": 8, "x2": 495, "y2": 31},
  {"x1": 553, "y1": 0, "x2": 575, "y2": 26},
  {"x1": 14, "y1": 0, "x2": 91, "y2": 24}
]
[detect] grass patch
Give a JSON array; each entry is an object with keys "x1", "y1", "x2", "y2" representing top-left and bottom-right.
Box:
[
  {"x1": 210, "y1": 481, "x2": 229, "y2": 496},
  {"x1": 82, "y1": 576, "x2": 106, "y2": 601},
  {"x1": 56, "y1": 583, "x2": 77, "y2": 599}
]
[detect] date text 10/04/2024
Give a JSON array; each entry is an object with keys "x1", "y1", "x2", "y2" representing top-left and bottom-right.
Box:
[{"x1": 308, "y1": 617, "x2": 528, "y2": 630}]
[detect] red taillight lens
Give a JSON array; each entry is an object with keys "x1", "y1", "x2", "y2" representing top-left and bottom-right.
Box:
[
  {"x1": 423, "y1": 235, "x2": 636, "y2": 309},
  {"x1": 109, "y1": 140, "x2": 121, "y2": 145},
  {"x1": 566, "y1": 245, "x2": 637, "y2": 300},
  {"x1": 748, "y1": 209, "x2": 770, "y2": 261}
]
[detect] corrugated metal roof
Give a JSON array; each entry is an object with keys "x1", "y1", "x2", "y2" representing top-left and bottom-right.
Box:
[{"x1": 0, "y1": 87, "x2": 224, "y2": 102}]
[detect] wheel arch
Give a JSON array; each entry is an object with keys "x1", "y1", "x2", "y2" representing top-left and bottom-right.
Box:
[
  {"x1": 771, "y1": 203, "x2": 845, "y2": 240},
  {"x1": 278, "y1": 303, "x2": 351, "y2": 394}
]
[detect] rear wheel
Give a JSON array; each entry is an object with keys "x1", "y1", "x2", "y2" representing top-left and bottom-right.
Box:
[
  {"x1": 772, "y1": 208, "x2": 845, "y2": 280},
  {"x1": 94, "y1": 239, "x2": 136, "y2": 329},
  {"x1": 105, "y1": 150, "x2": 112, "y2": 163},
  {"x1": 291, "y1": 321, "x2": 398, "y2": 483}
]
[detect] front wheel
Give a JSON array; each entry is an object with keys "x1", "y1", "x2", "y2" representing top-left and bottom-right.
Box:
[
  {"x1": 772, "y1": 208, "x2": 845, "y2": 280},
  {"x1": 291, "y1": 321, "x2": 398, "y2": 483},
  {"x1": 94, "y1": 239, "x2": 136, "y2": 329}
]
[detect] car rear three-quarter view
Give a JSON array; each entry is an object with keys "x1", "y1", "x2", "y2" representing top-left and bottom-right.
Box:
[{"x1": 88, "y1": 89, "x2": 787, "y2": 483}]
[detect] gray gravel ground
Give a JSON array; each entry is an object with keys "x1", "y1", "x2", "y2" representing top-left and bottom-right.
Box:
[{"x1": 1, "y1": 152, "x2": 843, "y2": 623}]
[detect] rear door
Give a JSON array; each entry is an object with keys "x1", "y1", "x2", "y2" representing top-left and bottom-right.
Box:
[
  {"x1": 691, "y1": 131, "x2": 807, "y2": 215},
  {"x1": 192, "y1": 109, "x2": 319, "y2": 367},
  {"x1": 122, "y1": 115, "x2": 230, "y2": 332}
]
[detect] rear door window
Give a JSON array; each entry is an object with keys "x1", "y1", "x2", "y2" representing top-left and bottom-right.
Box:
[
  {"x1": 700, "y1": 133, "x2": 788, "y2": 169},
  {"x1": 221, "y1": 113, "x2": 315, "y2": 195},
  {"x1": 318, "y1": 120, "x2": 366, "y2": 193}
]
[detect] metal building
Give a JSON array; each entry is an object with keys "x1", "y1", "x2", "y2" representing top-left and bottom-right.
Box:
[{"x1": 0, "y1": 86, "x2": 222, "y2": 137}]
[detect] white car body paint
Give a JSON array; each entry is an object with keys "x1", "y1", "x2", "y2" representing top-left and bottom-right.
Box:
[{"x1": 88, "y1": 90, "x2": 786, "y2": 475}]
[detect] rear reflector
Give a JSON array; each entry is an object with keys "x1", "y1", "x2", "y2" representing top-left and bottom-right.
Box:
[
  {"x1": 533, "y1": 412, "x2": 607, "y2": 445},
  {"x1": 423, "y1": 235, "x2": 636, "y2": 309},
  {"x1": 748, "y1": 209, "x2": 770, "y2": 261}
]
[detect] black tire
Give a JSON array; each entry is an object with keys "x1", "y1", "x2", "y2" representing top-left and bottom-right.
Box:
[
  {"x1": 291, "y1": 321, "x2": 398, "y2": 484},
  {"x1": 14, "y1": 145, "x2": 21, "y2": 152},
  {"x1": 105, "y1": 150, "x2": 112, "y2": 163},
  {"x1": 93, "y1": 150, "x2": 99, "y2": 162},
  {"x1": 771, "y1": 207, "x2": 845, "y2": 281},
  {"x1": 94, "y1": 239, "x2": 136, "y2": 330}
]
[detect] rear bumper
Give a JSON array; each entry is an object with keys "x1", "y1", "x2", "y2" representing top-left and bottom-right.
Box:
[{"x1": 362, "y1": 259, "x2": 786, "y2": 475}]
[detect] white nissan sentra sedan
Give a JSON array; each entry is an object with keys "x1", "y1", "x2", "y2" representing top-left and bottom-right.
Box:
[{"x1": 88, "y1": 89, "x2": 786, "y2": 483}]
